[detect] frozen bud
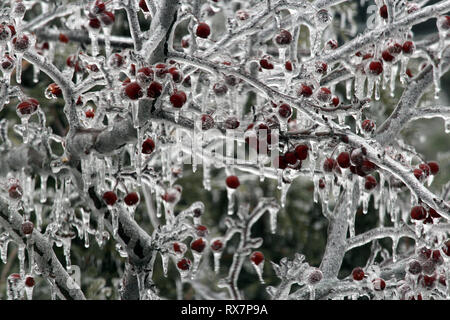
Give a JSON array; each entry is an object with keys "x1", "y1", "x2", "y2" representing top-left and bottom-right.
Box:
[
  {"x1": 274, "y1": 29, "x2": 292, "y2": 46},
  {"x1": 306, "y1": 268, "x2": 323, "y2": 285},
  {"x1": 9, "y1": 183, "x2": 24, "y2": 199}
]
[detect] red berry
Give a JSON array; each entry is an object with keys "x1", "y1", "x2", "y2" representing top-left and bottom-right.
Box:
[
  {"x1": 124, "y1": 82, "x2": 143, "y2": 100},
  {"x1": 413, "y1": 168, "x2": 424, "y2": 180},
  {"x1": 274, "y1": 29, "x2": 292, "y2": 45},
  {"x1": 142, "y1": 138, "x2": 155, "y2": 154},
  {"x1": 315, "y1": 61, "x2": 327, "y2": 74},
  {"x1": 368, "y1": 60, "x2": 383, "y2": 75},
  {"x1": 411, "y1": 206, "x2": 427, "y2": 220},
  {"x1": 59, "y1": 33, "x2": 69, "y2": 43},
  {"x1": 109, "y1": 53, "x2": 124, "y2": 68},
  {"x1": 168, "y1": 67, "x2": 182, "y2": 83},
  {"x1": 173, "y1": 242, "x2": 182, "y2": 253},
  {"x1": 0, "y1": 24, "x2": 12, "y2": 42},
  {"x1": 364, "y1": 175, "x2": 377, "y2": 190},
  {"x1": 102, "y1": 191, "x2": 118, "y2": 206},
  {"x1": 213, "y1": 82, "x2": 228, "y2": 96},
  {"x1": 191, "y1": 238, "x2": 206, "y2": 253},
  {"x1": 428, "y1": 208, "x2": 441, "y2": 219},
  {"x1": 124, "y1": 192, "x2": 139, "y2": 206},
  {"x1": 170, "y1": 91, "x2": 187, "y2": 108},
  {"x1": 418, "y1": 163, "x2": 430, "y2": 177},
  {"x1": 201, "y1": 114, "x2": 215, "y2": 130},
  {"x1": 196, "y1": 225, "x2": 208, "y2": 237},
  {"x1": 17, "y1": 99, "x2": 39, "y2": 115},
  {"x1": 137, "y1": 67, "x2": 154, "y2": 85},
  {"x1": 323, "y1": 158, "x2": 336, "y2": 172},
  {"x1": 438, "y1": 16, "x2": 450, "y2": 30},
  {"x1": 88, "y1": 18, "x2": 101, "y2": 29},
  {"x1": 331, "y1": 96, "x2": 339, "y2": 107},
  {"x1": 85, "y1": 109, "x2": 95, "y2": 118},
  {"x1": 360, "y1": 160, "x2": 376, "y2": 175},
  {"x1": 259, "y1": 58, "x2": 274, "y2": 70},
  {"x1": 295, "y1": 145, "x2": 309, "y2": 160},
  {"x1": 25, "y1": 276, "x2": 35, "y2": 287},
  {"x1": 274, "y1": 155, "x2": 288, "y2": 170},
  {"x1": 406, "y1": 69, "x2": 413, "y2": 78},
  {"x1": 284, "y1": 152, "x2": 297, "y2": 165},
  {"x1": 350, "y1": 148, "x2": 365, "y2": 166},
  {"x1": 92, "y1": 0, "x2": 106, "y2": 13},
  {"x1": 21, "y1": 221, "x2": 34, "y2": 235},
  {"x1": 48, "y1": 83, "x2": 62, "y2": 97},
  {"x1": 139, "y1": 0, "x2": 149, "y2": 12},
  {"x1": 225, "y1": 117, "x2": 240, "y2": 129},
  {"x1": 8, "y1": 25, "x2": 16, "y2": 37},
  {"x1": 285, "y1": 61, "x2": 293, "y2": 71},
  {"x1": 12, "y1": 34, "x2": 30, "y2": 52},
  {"x1": 226, "y1": 175, "x2": 240, "y2": 189},
  {"x1": 382, "y1": 49, "x2": 394, "y2": 62},
  {"x1": 326, "y1": 39, "x2": 338, "y2": 50},
  {"x1": 337, "y1": 152, "x2": 351, "y2": 168},
  {"x1": 196, "y1": 22, "x2": 210, "y2": 38},
  {"x1": 372, "y1": 278, "x2": 386, "y2": 291},
  {"x1": 250, "y1": 251, "x2": 264, "y2": 265},
  {"x1": 352, "y1": 267, "x2": 365, "y2": 281},
  {"x1": 402, "y1": 41, "x2": 415, "y2": 55},
  {"x1": 317, "y1": 87, "x2": 331, "y2": 102},
  {"x1": 177, "y1": 258, "x2": 191, "y2": 270},
  {"x1": 211, "y1": 240, "x2": 223, "y2": 251},
  {"x1": 1, "y1": 55, "x2": 15, "y2": 72},
  {"x1": 318, "y1": 179, "x2": 325, "y2": 189},
  {"x1": 427, "y1": 161, "x2": 439, "y2": 175},
  {"x1": 278, "y1": 103, "x2": 292, "y2": 118},
  {"x1": 379, "y1": 5, "x2": 388, "y2": 19},
  {"x1": 361, "y1": 119, "x2": 375, "y2": 132},
  {"x1": 408, "y1": 260, "x2": 422, "y2": 275},
  {"x1": 100, "y1": 11, "x2": 115, "y2": 25},
  {"x1": 147, "y1": 81, "x2": 162, "y2": 98},
  {"x1": 298, "y1": 84, "x2": 313, "y2": 97}
]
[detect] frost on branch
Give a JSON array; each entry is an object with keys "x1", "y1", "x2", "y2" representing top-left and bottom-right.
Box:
[{"x1": 0, "y1": 0, "x2": 449, "y2": 300}]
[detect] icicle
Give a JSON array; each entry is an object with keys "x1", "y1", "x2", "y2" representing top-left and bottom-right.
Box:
[
  {"x1": 81, "y1": 208, "x2": 90, "y2": 248},
  {"x1": 433, "y1": 63, "x2": 441, "y2": 100},
  {"x1": 109, "y1": 205, "x2": 119, "y2": 237},
  {"x1": 280, "y1": 180, "x2": 290, "y2": 208},
  {"x1": 391, "y1": 235, "x2": 399, "y2": 263},
  {"x1": 399, "y1": 56, "x2": 409, "y2": 84},
  {"x1": 203, "y1": 161, "x2": 211, "y2": 191},
  {"x1": 24, "y1": 278, "x2": 34, "y2": 300},
  {"x1": 374, "y1": 78, "x2": 380, "y2": 101},
  {"x1": 346, "y1": 78, "x2": 352, "y2": 100},
  {"x1": 390, "y1": 64, "x2": 398, "y2": 97},
  {"x1": 161, "y1": 253, "x2": 169, "y2": 277},
  {"x1": 269, "y1": 206, "x2": 279, "y2": 234},
  {"x1": 33, "y1": 64, "x2": 40, "y2": 83},
  {"x1": 7, "y1": 274, "x2": 24, "y2": 300},
  {"x1": 308, "y1": 285, "x2": 315, "y2": 300},
  {"x1": 18, "y1": 245, "x2": 26, "y2": 277},
  {"x1": 0, "y1": 233, "x2": 10, "y2": 263},
  {"x1": 103, "y1": 26, "x2": 112, "y2": 58},
  {"x1": 62, "y1": 237, "x2": 72, "y2": 271},
  {"x1": 15, "y1": 52, "x2": 23, "y2": 84},
  {"x1": 40, "y1": 174, "x2": 48, "y2": 203},
  {"x1": 251, "y1": 260, "x2": 265, "y2": 284},
  {"x1": 366, "y1": 77, "x2": 374, "y2": 98},
  {"x1": 89, "y1": 31, "x2": 99, "y2": 57},
  {"x1": 136, "y1": 126, "x2": 143, "y2": 186},
  {"x1": 226, "y1": 187, "x2": 236, "y2": 215},
  {"x1": 190, "y1": 251, "x2": 203, "y2": 280},
  {"x1": 213, "y1": 251, "x2": 222, "y2": 274}
]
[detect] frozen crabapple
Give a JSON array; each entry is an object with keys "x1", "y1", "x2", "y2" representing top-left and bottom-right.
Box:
[
  {"x1": 315, "y1": 61, "x2": 327, "y2": 75},
  {"x1": 317, "y1": 87, "x2": 332, "y2": 102},
  {"x1": 211, "y1": 239, "x2": 224, "y2": 251},
  {"x1": 379, "y1": 5, "x2": 388, "y2": 19},
  {"x1": 259, "y1": 57, "x2": 274, "y2": 70},
  {"x1": 137, "y1": 67, "x2": 154, "y2": 85},
  {"x1": 124, "y1": 82, "x2": 143, "y2": 100},
  {"x1": 307, "y1": 268, "x2": 323, "y2": 285},
  {"x1": 139, "y1": 0, "x2": 149, "y2": 12},
  {"x1": 8, "y1": 183, "x2": 23, "y2": 199},
  {"x1": 213, "y1": 82, "x2": 228, "y2": 96},
  {"x1": 295, "y1": 145, "x2": 309, "y2": 160},
  {"x1": 226, "y1": 175, "x2": 240, "y2": 189},
  {"x1": 250, "y1": 251, "x2": 264, "y2": 265},
  {"x1": 364, "y1": 176, "x2": 377, "y2": 190},
  {"x1": 191, "y1": 238, "x2": 206, "y2": 253},
  {"x1": 337, "y1": 152, "x2": 351, "y2": 168},
  {"x1": 402, "y1": 41, "x2": 415, "y2": 55},
  {"x1": 274, "y1": 29, "x2": 292, "y2": 46},
  {"x1": 17, "y1": 98, "x2": 39, "y2": 115},
  {"x1": 170, "y1": 91, "x2": 187, "y2": 108},
  {"x1": 102, "y1": 191, "x2": 118, "y2": 206},
  {"x1": 285, "y1": 61, "x2": 293, "y2": 71},
  {"x1": 0, "y1": 55, "x2": 15, "y2": 72},
  {"x1": 177, "y1": 258, "x2": 191, "y2": 271},
  {"x1": 410, "y1": 206, "x2": 427, "y2": 220},
  {"x1": 124, "y1": 192, "x2": 139, "y2": 206},
  {"x1": 25, "y1": 276, "x2": 35, "y2": 288},
  {"x1": 323, "y1": 158, "x2": 336, "y2": 172},
  {"x1": 278, "y1": 103, "x2": 292, "y2": 119},
  {"x1": 196, "y1": 225, "x2": 208, "y2": 237},
  {"x1": 225, "y1": 117, "x2": 240, "y2": 129},
  {"x1": 196, "y1": 22, "x2": 211, "y2": 38},
  {"x1": 201, "y1": 114, "x2": 215, "y2": 130},
  {"x1": 298, "y1": 84, "x2": 313, "y2": 97},
  {"x1": 12, "y1": 34, "x2": 31, "y2": 52},
  {"x1": 361, "y1": 119, "x2": 375, "y2": 133},
  {"x1": 352, "y1": 267, "x2": 365, "y2": 281},
  {"x1": 368, "y1": 60, "x2": 383, "y2": 75},
  {"x1": 142, "y1": 138, "x2": 155, "y2": 154},
  {"x1": 372, "y1": 278, "x2": 386, "y2": 291},
  {"x1": 427, "y1": 161, "x2": 439, "y2": 175},
  {"x1": 85, "y1": 109, "x2": 95, "y2": 118},
  {"x1": 147, "y1": 81, "x2": 162, "y2": 98},
  {"x1": 0, "y1": 24, "x2": 12, "y2": 42}
]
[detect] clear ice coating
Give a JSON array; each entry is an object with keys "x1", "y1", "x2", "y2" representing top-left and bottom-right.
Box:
[{"x1": 0, "y1": 0, "x2": 447, "y2": 301}]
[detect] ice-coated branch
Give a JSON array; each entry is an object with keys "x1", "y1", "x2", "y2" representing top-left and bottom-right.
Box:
[{"x1": 0, "y1": 198, "x2": 86, "y2": 300}]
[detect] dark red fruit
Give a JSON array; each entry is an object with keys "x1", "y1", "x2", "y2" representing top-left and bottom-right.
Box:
[
  {"x1": 213, "y1": 82, "x2": 228, "y2": 96},
  {"x1": 100, "y1": 11, "x2": 115, "y2": 26},
  {"x1": 298, "y1": 84, "x2": 313, "y2": 97},
  {"x1": 225, "y1": 117, "x2": 240, "y2": 129},
  {"x1": 408, "y1": 260, "x2": 422, "y2": 275},
  {"x1": 211, "y1": 240, "x2": 223, "y2": 251},
  {"x1": 285, "y1": 61, "x2": 293, "y2": 71},
  {"x1": 259, "y1": 58, "x2": 274, "y2": 70},
  {"x1": 331, "y1": 96, "x2": 339, "y2": 107},
  {"x1": 360, "y1": 160, "x2": 376, "y2": 175},
  {"x1": 427, "y1": 161, "x2": 439, "y2": 175},
  {"x1": 12, "y1": 34, "x2": 30, "y2": 51},
  {"x1": 250, "y1": 251, "x2": 264, "y2": 265},
  {"x1": 337, "y1": 152, "x2": 351, "y2": 168},
  {"x1": 196, "y1": 22, "x2": 210, "y2": 38},
  {"x1": 139, "y1": 0, "x2": 149, "y2": 12},
  {"x1": 142, "y1": 138, "x2": 155, "y2": 154},
  {"x1": 428, "y1": 208, "x2": 441, "y2": 219},
  {"x1": 323, "y1": 158, "x2": 336, "y2": 172},
  {"x1": 315, "y1": 61, "x2": 327, "y2": 74},
  {"x1": 411, "y1": 206, "x2": 427, "y2": 220},
  {"x1": 147, "y1": 81, "x2": 162, "y2": 98},
  {"x1": 191, "y1": 238, "x2": 206, "y2": 253},
  {"x1": 372, "y1": 278, "x2": 386, "y2": 291},
  {"x1": 59, "y1": 33, "x2": 69, "y2": 43},
  {"x1": 85, "y1": 109, "x2": 95, "y2": 118},
  {"x1": 352, "y1": 267, "x2": 365, "y2": 281},
  {"x1": 226, "y1": 175, "x2": 240, "y2": 189},
  {"x1": 275, "y1": 29, "x2": 292, "y2": 45},
  {"x1": 124, "y1": 192, "x2": 139, "y2": 206},
  {"x1": 284, "y1": 152, "x2": 297, "y2": 165},
  {"x1": 382, "y1": 49, "x2": 394, "y2": 62},
  {"x1": 379, "y1": 5, "x2": 388, "y2": 19},
  {"x1": 177, "y1": 258, "x2": 191, "y2": 270},
  {"x1": 124, "y1": 82, "x2": 143, "y2": 100},
  {"x1": 361, "y1": 119, "x2": 375, "y2": 132},
  {"x1": 295, "y1": 145, "x2": 309, "y2": 160},
  {"x1": 414, "y1": 168, "x2": 424, "y2": 180},
  {"x1": 21, "y1": 221, "x2": 34, "y2": 235},
  {"x1": 173, "y1": 242, "x2": 182, "y2": 253},
  {"x1": 88, "y1": 18, "x2": 101, "y2": 29},
  {"x1": 317, "y1": 87, "x2": 331, "y2": 102},
  {"x1": 17, "y1": 99, "x2": 39, "y2": 115},
  {"x1": 278, "y1": 103, "x2": 292, "y2": 118},
  {"x1": 402, "y1": 41, "x2": 415, "y2": 55},
  {"x1": 170, "y1": 91, "x2": 187, "y2": 108},
  {"x1": 318, "y1": 179, "x2": 325, "y2": 189},
  {"x1": 25, "y1": 276, "x2": 35, "y2": 287},
  {"x1": 368, "y1": 60, "x2": 383, "y2": 75},
  {"x1": 48, "y1": 83, "x2": 62, "y2": 97},
  {"x1": 102, "y1": 191, "x2": 118, "y2": 206},
  {"x1": 201, "y1": 114, "x2": 215, "y2": 130},
  {"x1": 364, "y1": 175, "x2": 377, "y2": 190},
  {"x1": 196, "y1": 225, "x2": 208, "y2": 237}
]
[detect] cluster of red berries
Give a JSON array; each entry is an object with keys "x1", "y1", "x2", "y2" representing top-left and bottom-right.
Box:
[
  {"x1": 412, "y1": 161, "x2": 439, "y2": 182},
  {"x1": 102, "y1": 191, "x2": 140, "y2": 207},
  {"x1": 87, "y1": 0, "x2": 115, "y2": 30},
  {"x1": 410, "y1": 205, "x2": 441, "y2": 222},
  {"x1": 275, "y1": 144, "x2": 308, "y2": 170}
]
